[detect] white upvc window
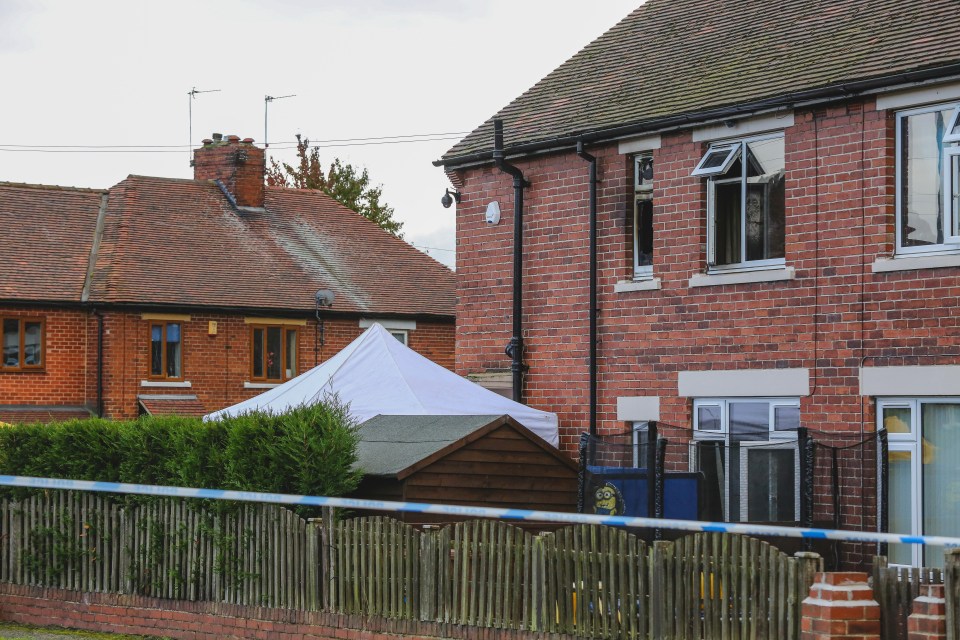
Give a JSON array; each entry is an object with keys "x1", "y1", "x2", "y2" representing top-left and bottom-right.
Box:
[
  {"x1": 633, "y1": 155, "x2": 654, "y2": 280},
  {"x1": 878, "y1": 397, "x2": 960, "y2": 568},
  {"x1": 695, "y1": 134, "x2": 786, "y2": 272},
  {"x1": 692, "y1": 397, "x2": 800, "y2": 523},
  {"x1": 896, "y1": 103, "x2": 960, "y2": 253}
]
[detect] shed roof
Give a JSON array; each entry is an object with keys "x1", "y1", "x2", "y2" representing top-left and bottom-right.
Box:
[
  {"x1": 356, "y1": 415, "x2": 502, "y2": 478},
  {"x1": 356, "y1": 414, "x2": 574, "y2": 479},
  {"x1": 441, "y1": 0, "x2": 960, "y2": 166}
]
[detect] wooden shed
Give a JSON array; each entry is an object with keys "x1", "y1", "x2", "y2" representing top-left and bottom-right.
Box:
[{"x1": 350, "y1": 414, "x2": 578, "y2": 526}]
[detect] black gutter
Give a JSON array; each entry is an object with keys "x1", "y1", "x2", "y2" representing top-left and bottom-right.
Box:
[
  {"x1": 492, "y1": 119, "x2": 530, "y2": 404},
  {"x1": 575, "y1": 141, "x2": 598, "y2": 437},
  {"x1": 436, "y1": 64, "x2": 960, "y2": 169}
]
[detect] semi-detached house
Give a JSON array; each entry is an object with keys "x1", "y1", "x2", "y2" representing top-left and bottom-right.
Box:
[
  {"x1": 437, "y1": 0, "x2": 960, "y2": 566},
  {"x1": 1, "y1": 134, "x2": 455, "y2": 423}
]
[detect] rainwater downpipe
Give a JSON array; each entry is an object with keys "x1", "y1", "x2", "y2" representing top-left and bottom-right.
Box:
[
  {"x1": 576, "y1": 141, "x2": 598, "y2": 437},
  {"x1": 492, "y1": 119, "x2": 530, "y2": 403},
  {"x1": 93, "y1": 308, "x2": 104, "y2": 418}
]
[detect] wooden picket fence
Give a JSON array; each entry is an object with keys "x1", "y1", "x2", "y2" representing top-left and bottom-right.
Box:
[
  {"x1": 0, "y1": 492, "x2": 320, "y2": 609},
  {"x1": 1, "y1": 491, "x2": 829, "y2": 639}
]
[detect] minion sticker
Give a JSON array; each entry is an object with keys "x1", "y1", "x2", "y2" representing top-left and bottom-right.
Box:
[{"x1": 592, "y1": 482, "x2": 624, "y2": 516}]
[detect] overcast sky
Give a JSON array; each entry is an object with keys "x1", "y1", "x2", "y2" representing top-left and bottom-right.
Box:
[{"x1": 0, "y1": 1, "x2": 641, "y2": 268}]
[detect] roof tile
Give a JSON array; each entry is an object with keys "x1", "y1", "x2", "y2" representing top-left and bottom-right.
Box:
[{"x1": 442, "y1": 0, "x2": 960, "y2": 163}]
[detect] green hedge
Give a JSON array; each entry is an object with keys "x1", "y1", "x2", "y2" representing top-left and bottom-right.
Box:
[{"x1": 0, "y1": 401, "x2": 362, "y2": 501}]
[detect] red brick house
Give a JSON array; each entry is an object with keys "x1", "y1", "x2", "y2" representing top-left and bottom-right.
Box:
[
  {"x1": 1, "y1": 134, "x2": 455, "y2": 423},
  {"x1": 438, "y1": 0, "x2": 960, "y2": 565}
]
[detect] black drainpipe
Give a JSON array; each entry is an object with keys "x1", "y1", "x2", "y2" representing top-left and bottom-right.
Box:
[
  {"x1": 492, "y1": 119, "x2": 530, "y2": 403},
  {"x1": 576, "y1": 141, "x2": 598, "y2": 437},
  {"x1": 93, "y1": 308, "x2": 104, "y2": 418}
]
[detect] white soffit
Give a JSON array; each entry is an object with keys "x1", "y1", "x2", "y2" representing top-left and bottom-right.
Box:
[
  {"x1": 616, "y1": 396, "x2": 661, "y2": 421},
  {"x1": 876, "y1": 81, "x2": 960, "y2": 111},
  {"x1": 678, "y1": 369, "x2": 810, "y2": 397},
  {"x1": 860, "y1": 366, "x2": 960, "y2": 396},
  {"x1": 692, "y1": 112, "x2": 794, "y2": 143},
  {"x1": 359, "y1": 318, "x2": 417, "y2": 331},
  {"x1": 618, "y1": 135, "x2": 662, "y2": 155}
]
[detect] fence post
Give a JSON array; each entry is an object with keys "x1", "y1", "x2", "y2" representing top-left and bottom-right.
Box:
[
  {"x1": 305, "y1": 518, "x2": 322, "y2": 611},
  {"x1": 650, "y1": 539, "x2": 670, "y2": 640},
  {"x1": 945, "y1": 549, "x2": 960, "y2": 640},
  {"x1": 321, "y1": 506, "x2": 335, "y2": 612},
  {"x1": 795, "y1": 551, "x2": 823, "y2": 593}
]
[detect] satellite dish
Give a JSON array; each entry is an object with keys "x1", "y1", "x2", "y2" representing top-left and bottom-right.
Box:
[{"x1": 315, "y1": 289, "x2": 335, "y2": 308}]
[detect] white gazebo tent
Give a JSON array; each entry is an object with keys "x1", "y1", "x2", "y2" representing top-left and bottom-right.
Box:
[{"x1": 204, "y1": 324, "x2": 559, "y2": 446}]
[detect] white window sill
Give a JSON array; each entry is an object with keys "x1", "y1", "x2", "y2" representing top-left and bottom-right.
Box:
[
  {"x1": 244, "y1": 381, "x2": 281, "y2": 389},
  {"x1": 872, "y1": 252, "x2": 960, "y2": 273},
  {"x1": 689, "y1": 266, "x2": 795, "y2": 288},
  {"x1": 614, "y1": 278, "x2": 661, "y2": 293},
  {"x1": 140, "y1": 380, "x2": 192, "y2": 388}
]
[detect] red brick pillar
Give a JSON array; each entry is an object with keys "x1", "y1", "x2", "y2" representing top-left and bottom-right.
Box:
[
  {"x1": 801, "y1": 572, "x2": 880, "y2": 640},
  {"x1": 907, "y1": 583, "x2": 947, "y2": 640}
]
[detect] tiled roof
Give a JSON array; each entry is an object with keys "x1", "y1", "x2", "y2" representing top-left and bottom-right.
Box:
[
  {"x1": 0, "y1": 406, "x2": 93, "y2": 424},
  {"x1": 442, "y1": 0, "x2": 960, "y2": 165},
  {"x1": 6, "y1": 174, "x2": 455, "y2": 318},
  {"x1": 0, "y1": 183, "x2": 105, "y2": 303},
  {"x1": 138, "y1": 396, "x2": 207, "y2": 417}
]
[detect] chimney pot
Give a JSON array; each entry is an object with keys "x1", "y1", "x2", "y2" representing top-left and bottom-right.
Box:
[
  {"x1": 201, "y1": 138, "x2": 213, "y2": 146},
  {"x1": 242, "y1": 138, "x2": 255, "y2": 144},
  {"x1": 227, "y1": 135, "x2": 241, "y2": 143},
  {"x1": 212, "y1": 133, "x2": 223, "y2": 142}
]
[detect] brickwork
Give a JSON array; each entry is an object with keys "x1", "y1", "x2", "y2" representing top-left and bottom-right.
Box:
[
  {"x1": 100, "y1": 310, "x2": 454, "y2": 420},
  {"x1": 0, "y1": 304, "x2": 453, "y2": 421},
  {"x1": 454, "y1": 98, "x2": 960, "y2": 535},
  {"x1": 907, "y1": 583, "x2": 947, "y2": 640},
  {"x1": 800, "y1": 571, "x2": 880, "y2": 640},
  {"x1": 0, "y1": 583, "x2": 575, "y2": 640},
  {"x1": 193, "y1": 134, "x2": 265, "y2": 208},
  {"x1": 0, "y1": 306, "x2": 90, "y2": 408}
]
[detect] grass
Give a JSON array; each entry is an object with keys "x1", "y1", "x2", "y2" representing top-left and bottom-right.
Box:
[{"x1": 0, "y1": 622, "x2": 171, "y2": 639}]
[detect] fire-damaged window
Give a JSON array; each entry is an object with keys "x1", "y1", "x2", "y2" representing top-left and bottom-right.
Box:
[
  {"x1": 1, "y1": 317, "x2": 44, "y2": 371},
  {"x1": 896, "y1": 103, "x2": 960, "y2": 251},
  {"x1": 692, "y1": 397, "x2": 800, "y2": 523},
  {"x1": 693, "y1": 134, "x2": 786, "y2": 271},
  {"x1": 633, "y1": 154, "x2": 654, "y2": 279}
]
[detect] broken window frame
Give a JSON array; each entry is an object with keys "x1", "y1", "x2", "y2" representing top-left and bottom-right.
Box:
[
  {"x1": 691, "y1": 143, "x2": 741, "y2": 177},
  {"x1": 700, "y1": 133, "x2": 786, "y2": 271},
  {"x1": 633, "y1": 154, "x2": 654, "y2": 280}
]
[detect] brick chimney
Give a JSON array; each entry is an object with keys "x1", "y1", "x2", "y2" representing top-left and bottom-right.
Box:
[{"x1": 193, "y1": 133, "x2": 265, "y2": 208}]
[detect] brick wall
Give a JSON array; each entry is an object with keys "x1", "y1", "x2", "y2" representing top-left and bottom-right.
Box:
[
  {"x1": 453, "y1": 98, "x2": 960, "y2": 512},
  {"x1": 0, "y1": 305, "x2": 452, "y2": 421},
  {"x1": 105, "y1": 312, "x2": 453, "y2": 418},
  {"x1": 0, "y1": 584, "x2": 572, "y2": 640},
  {"x1": 100, "y1": 310, "x2": 454, "y2": 420},
  {"x1": 0, "y1": 306, "x2": 90, "y2": 408}
]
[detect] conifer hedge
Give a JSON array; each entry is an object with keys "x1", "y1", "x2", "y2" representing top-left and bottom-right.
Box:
[{"x1": 0, "y1": 401, "x2": 362, "y2": 500}]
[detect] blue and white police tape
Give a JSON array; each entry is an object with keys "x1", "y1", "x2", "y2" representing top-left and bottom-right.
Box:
[{"x1": 1, "y1": 474, "x2": 957, "y2": 549}]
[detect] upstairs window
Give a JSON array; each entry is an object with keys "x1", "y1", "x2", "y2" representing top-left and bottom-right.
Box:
[
  {"x1": 150, "y1": 322, "x2": 182, "y2": 380},
  {"x1": 1, "y1": 318, "x2": 44, "y2": 371},
  {"x1": 897, "y1": 104, "x2": 960, "y2": 251},
  {"x1": 251, "y1": 325, "x2": 298, "y2": 382},
  {"x1": 695, "y1": 135, "x2": 786, "y2": 271},
  {"x1": 633, "y1": 154, "x2": 654, "y2": 279}
]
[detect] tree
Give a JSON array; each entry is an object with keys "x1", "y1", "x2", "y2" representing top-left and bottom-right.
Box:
[{"x1": 266, "y1": 135, "x2": 404, "y2": 238}]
